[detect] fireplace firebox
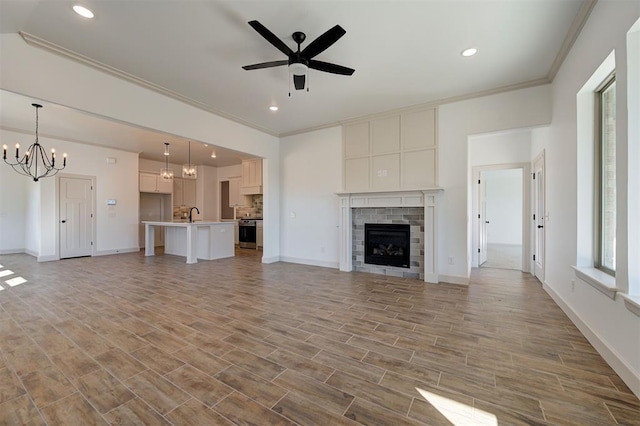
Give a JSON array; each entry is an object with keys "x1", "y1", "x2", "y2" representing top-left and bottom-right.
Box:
[{"x1": 364, "y1": 223, "x2": 411, "y2": 268}]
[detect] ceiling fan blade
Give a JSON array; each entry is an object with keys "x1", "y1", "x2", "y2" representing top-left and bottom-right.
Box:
[
  {"x1": 301, "y1": 25, "x2": 346, "y2": 59},
  {"x1": 309, "y1": 60, "x2": 355, "y2": 75},
  {"x1": 293, "y1": 74, "x2": 306, "y2": 90},
  {"x1": 248, "y1": 20, "x2": 293, "y2": 57},
  {"x1": 242, "y1": 60, "x2": 289, "y2": 71}
]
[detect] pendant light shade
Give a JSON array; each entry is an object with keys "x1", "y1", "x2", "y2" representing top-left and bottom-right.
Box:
[
  {"x1": 182, "y1": 141, "x2": 197, "y2": 179},
  {"x1": 160, "y1": 142, "x2": 173, "y2": 181}
]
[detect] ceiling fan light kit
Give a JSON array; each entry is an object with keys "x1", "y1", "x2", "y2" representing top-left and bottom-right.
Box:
[{"x1": 242, "y1": 20, "x2": 354, "y2": 93}]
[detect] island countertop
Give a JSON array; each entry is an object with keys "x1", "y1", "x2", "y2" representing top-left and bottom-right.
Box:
[
  {"x1": 142, "y1": 221, "x2": 234, "y2": 263},
  {"x1": 142, "y1": 221, "x2": 231, "y2": 226}
]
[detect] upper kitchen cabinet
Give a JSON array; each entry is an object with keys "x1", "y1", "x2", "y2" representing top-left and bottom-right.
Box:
[
  {"x1": 139, "y1": 172, "x2": 172, "y2": 194},
  {"x1": 343, "y1": 107, "x2": 437, "y2": 192},
  {"x1": 240, "y1": 159, "x2": 262, "y2": 195},
  {"x1": 228, "y1": 177, "x2": 246, "y2": 207},
  {"x1": 173, "y1": 177, "x2": 196, "y2": 207}
]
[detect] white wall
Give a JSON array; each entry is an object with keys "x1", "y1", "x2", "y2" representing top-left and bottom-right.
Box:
[
  {"x1": 438, "y1": 85, "x2": 551, "y2": 283},
  {"x1": 0, "y1": 33, "x2": 280, "y2": 260},
  {"x1": 484, "y1": 169, "x2": 523, "y2": 245},
  {"x1": 0, "y1": 129, "x2": 140, "y2": 259},
  {"x1": 279, "y1": 126, "x2": 342, "y2": 268},
  {"x1": 534, "y1": 1, "x2": 640, "y2": 397},
  {"x1": 0, "y1": 139, "x2": 28, "y2": 253},
  {"x1": 469, "y1": 129, "x2": 533, "y2": 166}
]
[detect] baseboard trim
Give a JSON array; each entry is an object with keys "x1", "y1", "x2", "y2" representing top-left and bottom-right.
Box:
[
  {"x1": 261, "y1": 256, "x2": 279, "y2": 264},
  {"x1": 0, "y1": 249, "x2": 26, "y2": 255},
  {"x1": 439, "y1": 274, "x2": 470, "y2": 285},
  {"x1": 95, "y1": 248, "x2": 139, "y2": 256},
  {"x1": 37, "y1": 255, "x2": 59, "y2": 262},
  {"x1": 279, "y1": 256, "x2": 339, "y2": 269},
  {"x1": 543, "y1": 282, "x2": 640, "y2": 399}
]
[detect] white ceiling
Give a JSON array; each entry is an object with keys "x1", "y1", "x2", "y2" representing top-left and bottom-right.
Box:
[{"x1": 0, "y1": 0, "x2": 590, "y2": 166}]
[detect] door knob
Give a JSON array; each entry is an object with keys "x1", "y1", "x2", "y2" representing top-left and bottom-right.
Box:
[
  {"x1": 485, "y1": 221, "x2": 490, "y2": 224},
  {"x1": 537, "y1": 225, "x2": 544, "y2": 228},
  {"x1": 61, "y1": 220, "x2": 67, "y2": 223}
]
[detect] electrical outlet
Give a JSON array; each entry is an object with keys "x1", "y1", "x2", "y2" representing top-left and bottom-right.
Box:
[
  {"x1": 571, "y1": 280, "x2": 575, "y2": 292},
  {"x1": 320, "y1": 247, "x2": 325, "y2": 253},
  {"x1": 448, "y1": 256, "x2": 455, "y2": 265}
]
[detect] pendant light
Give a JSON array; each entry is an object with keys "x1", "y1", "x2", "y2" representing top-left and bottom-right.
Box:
[
  {"x1": 160, "y1": 142, "x2": 173, "y2": 181},
  {"x1": 182, "y1": 141, "x2": 197, "y2": 179},
  {"x1": 2, "y1": 103, "x2": 67, "y2": 182}
]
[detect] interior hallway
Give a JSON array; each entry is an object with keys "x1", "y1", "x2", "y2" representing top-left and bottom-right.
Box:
[{"x1": 0, "y1": 252, "x2": 638, "y2": 425}]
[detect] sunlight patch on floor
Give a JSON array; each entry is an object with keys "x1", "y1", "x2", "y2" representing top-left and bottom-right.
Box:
[
  {"x1": 6, "y1": 277, "x2": 27, "y2": 287},
  {"x1": 417, "y1": 388, "x2": 497, "y2": 426},
  {"x1": 0, "y1": 269, "x2": 14, "y2": 277}
]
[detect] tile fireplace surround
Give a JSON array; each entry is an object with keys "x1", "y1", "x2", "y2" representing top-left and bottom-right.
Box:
[{"x1": 338, "y1": 189, "x2": 442, "y2": 283}]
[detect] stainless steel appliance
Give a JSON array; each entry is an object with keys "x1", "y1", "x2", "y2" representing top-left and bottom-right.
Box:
[{"x1": 238, "y1": 219, "x2": 257, "y2": 248}]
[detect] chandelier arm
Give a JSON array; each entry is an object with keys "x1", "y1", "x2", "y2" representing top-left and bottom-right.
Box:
[{"x1": 2, "y1": 103, "x2": 66, "y2": 182}]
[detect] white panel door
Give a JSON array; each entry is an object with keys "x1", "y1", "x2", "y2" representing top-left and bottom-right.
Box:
[
  {"x1": 479, "y1": 174, "x2": 488, "y2": 265},
  {"x1": 533, "y1": 153, "x2": 545, "y2": 281},
  {"x1": 60, "y1": 177, "x2": 93, "y2": 259}
]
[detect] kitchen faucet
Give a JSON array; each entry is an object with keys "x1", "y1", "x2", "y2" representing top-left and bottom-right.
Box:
[{"x1": 188, "y1": 206, "x2": 200, "y2": 223}]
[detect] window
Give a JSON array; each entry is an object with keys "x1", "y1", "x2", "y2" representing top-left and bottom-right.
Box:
[{"x1": 595, "y1": 74, "x2": 616, "y2": 275}]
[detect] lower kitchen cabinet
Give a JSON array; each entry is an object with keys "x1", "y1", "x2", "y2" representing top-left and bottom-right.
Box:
[{"x1": 256, "y1": 220, "x2": 263, "y2": 249}]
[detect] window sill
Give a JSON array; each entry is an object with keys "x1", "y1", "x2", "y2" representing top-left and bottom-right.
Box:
[
  {"x1": 572, "y1": 266, "x2": 617, "y2": 299},
  {"x1": 621, "y1": 294, "x2": 640, "y2": 317}
]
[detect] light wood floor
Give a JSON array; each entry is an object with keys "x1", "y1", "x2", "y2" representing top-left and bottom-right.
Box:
[{"x1": 1, "y1": 249, "x2": 638, "y2": 425}]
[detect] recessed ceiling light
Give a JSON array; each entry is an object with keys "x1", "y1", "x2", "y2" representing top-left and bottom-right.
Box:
[
  {"x1": 73, "y1": 5, "x2": 94, "y2": 18},
  {"x1": 461, "y1": 48, "x2": 478, "y2": 57},
  {"x1": 269, "y1": 106, "x2": 278, "y2": 111},
  {"x1": 211, "y1": 150, "x2": 217, "y2": 158}
]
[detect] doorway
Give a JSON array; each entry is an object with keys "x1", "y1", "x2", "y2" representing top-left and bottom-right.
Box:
[
  {"x1": 59, "y1": 176, "x2": 94, "y2": 259},
  {"x1": 472, "y1": 163, "x2": 530, "y2": 272}
]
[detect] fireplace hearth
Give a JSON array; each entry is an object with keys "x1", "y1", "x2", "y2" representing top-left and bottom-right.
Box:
[{"x1": 365, "y1": 223, "x2": 410, "y2": 268}]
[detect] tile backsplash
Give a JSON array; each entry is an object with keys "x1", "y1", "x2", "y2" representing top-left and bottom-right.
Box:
[{"x1": 236, "y1": 194, "x2": 263, "y2": 218}]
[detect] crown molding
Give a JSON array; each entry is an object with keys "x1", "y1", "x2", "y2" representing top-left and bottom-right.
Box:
[
  {"x1": 335, "y1": 77, "x2": 550, "y2": 129},
  {"x1": 19, "y1": 31, "x2": 279, "y2": 138},
  {"x1": 547, "y1": 0, "x2": 597, "y2": 81}
]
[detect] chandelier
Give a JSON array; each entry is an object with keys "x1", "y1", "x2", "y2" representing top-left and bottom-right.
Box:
[
  {"x1": 182, "y1": 141, "x2": 197, "y2": 179},
  {"x1": 3, "y1": 103, "x2": 67, "y2": 182},
  {"x1": 160, "y1": 142, "x2": 174, "y2": 181}
]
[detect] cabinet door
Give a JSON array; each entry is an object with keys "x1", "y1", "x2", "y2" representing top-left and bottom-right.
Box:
[
  {"x1": 241, "y1": 159, "x2": 262, "y2": 187},
  {"x1": 173, "y1": 178, "x2": 184, "y2": 206},
  {"x1": 257, "y1": 226, "x2": 263, "y2": 248},
  {"x1": 241, "y1": 161, "x2": 253, "y2": 187},
  {"x1": 139, "y1": 173, "x2": 158, "y2": 192},
  {"x1": 228, "y1": 178, "x2": 245, "y2": 207},
  {"x1": 182, "y1": 179, "x2": 196, "y2": 206},
  {"x1": 234, "y1": 223, "x2": 239, "y2": 245},
  {"x1": 157, "y1": 176, "x2": 173, "y2": 194}
]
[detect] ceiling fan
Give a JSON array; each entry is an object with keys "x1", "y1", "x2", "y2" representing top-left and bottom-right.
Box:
[{"x1": 242, "y1": 20, "x2": 355, "y2": 91}]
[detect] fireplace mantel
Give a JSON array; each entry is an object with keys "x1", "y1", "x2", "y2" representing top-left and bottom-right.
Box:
[{"x1": 337, "y1": 188, "x2": 443, "y2": 283}]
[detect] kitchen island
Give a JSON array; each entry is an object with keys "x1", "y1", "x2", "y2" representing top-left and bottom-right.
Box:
[{"x1": 142, "y1": 221, "x2": 234, "y2": 264}]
